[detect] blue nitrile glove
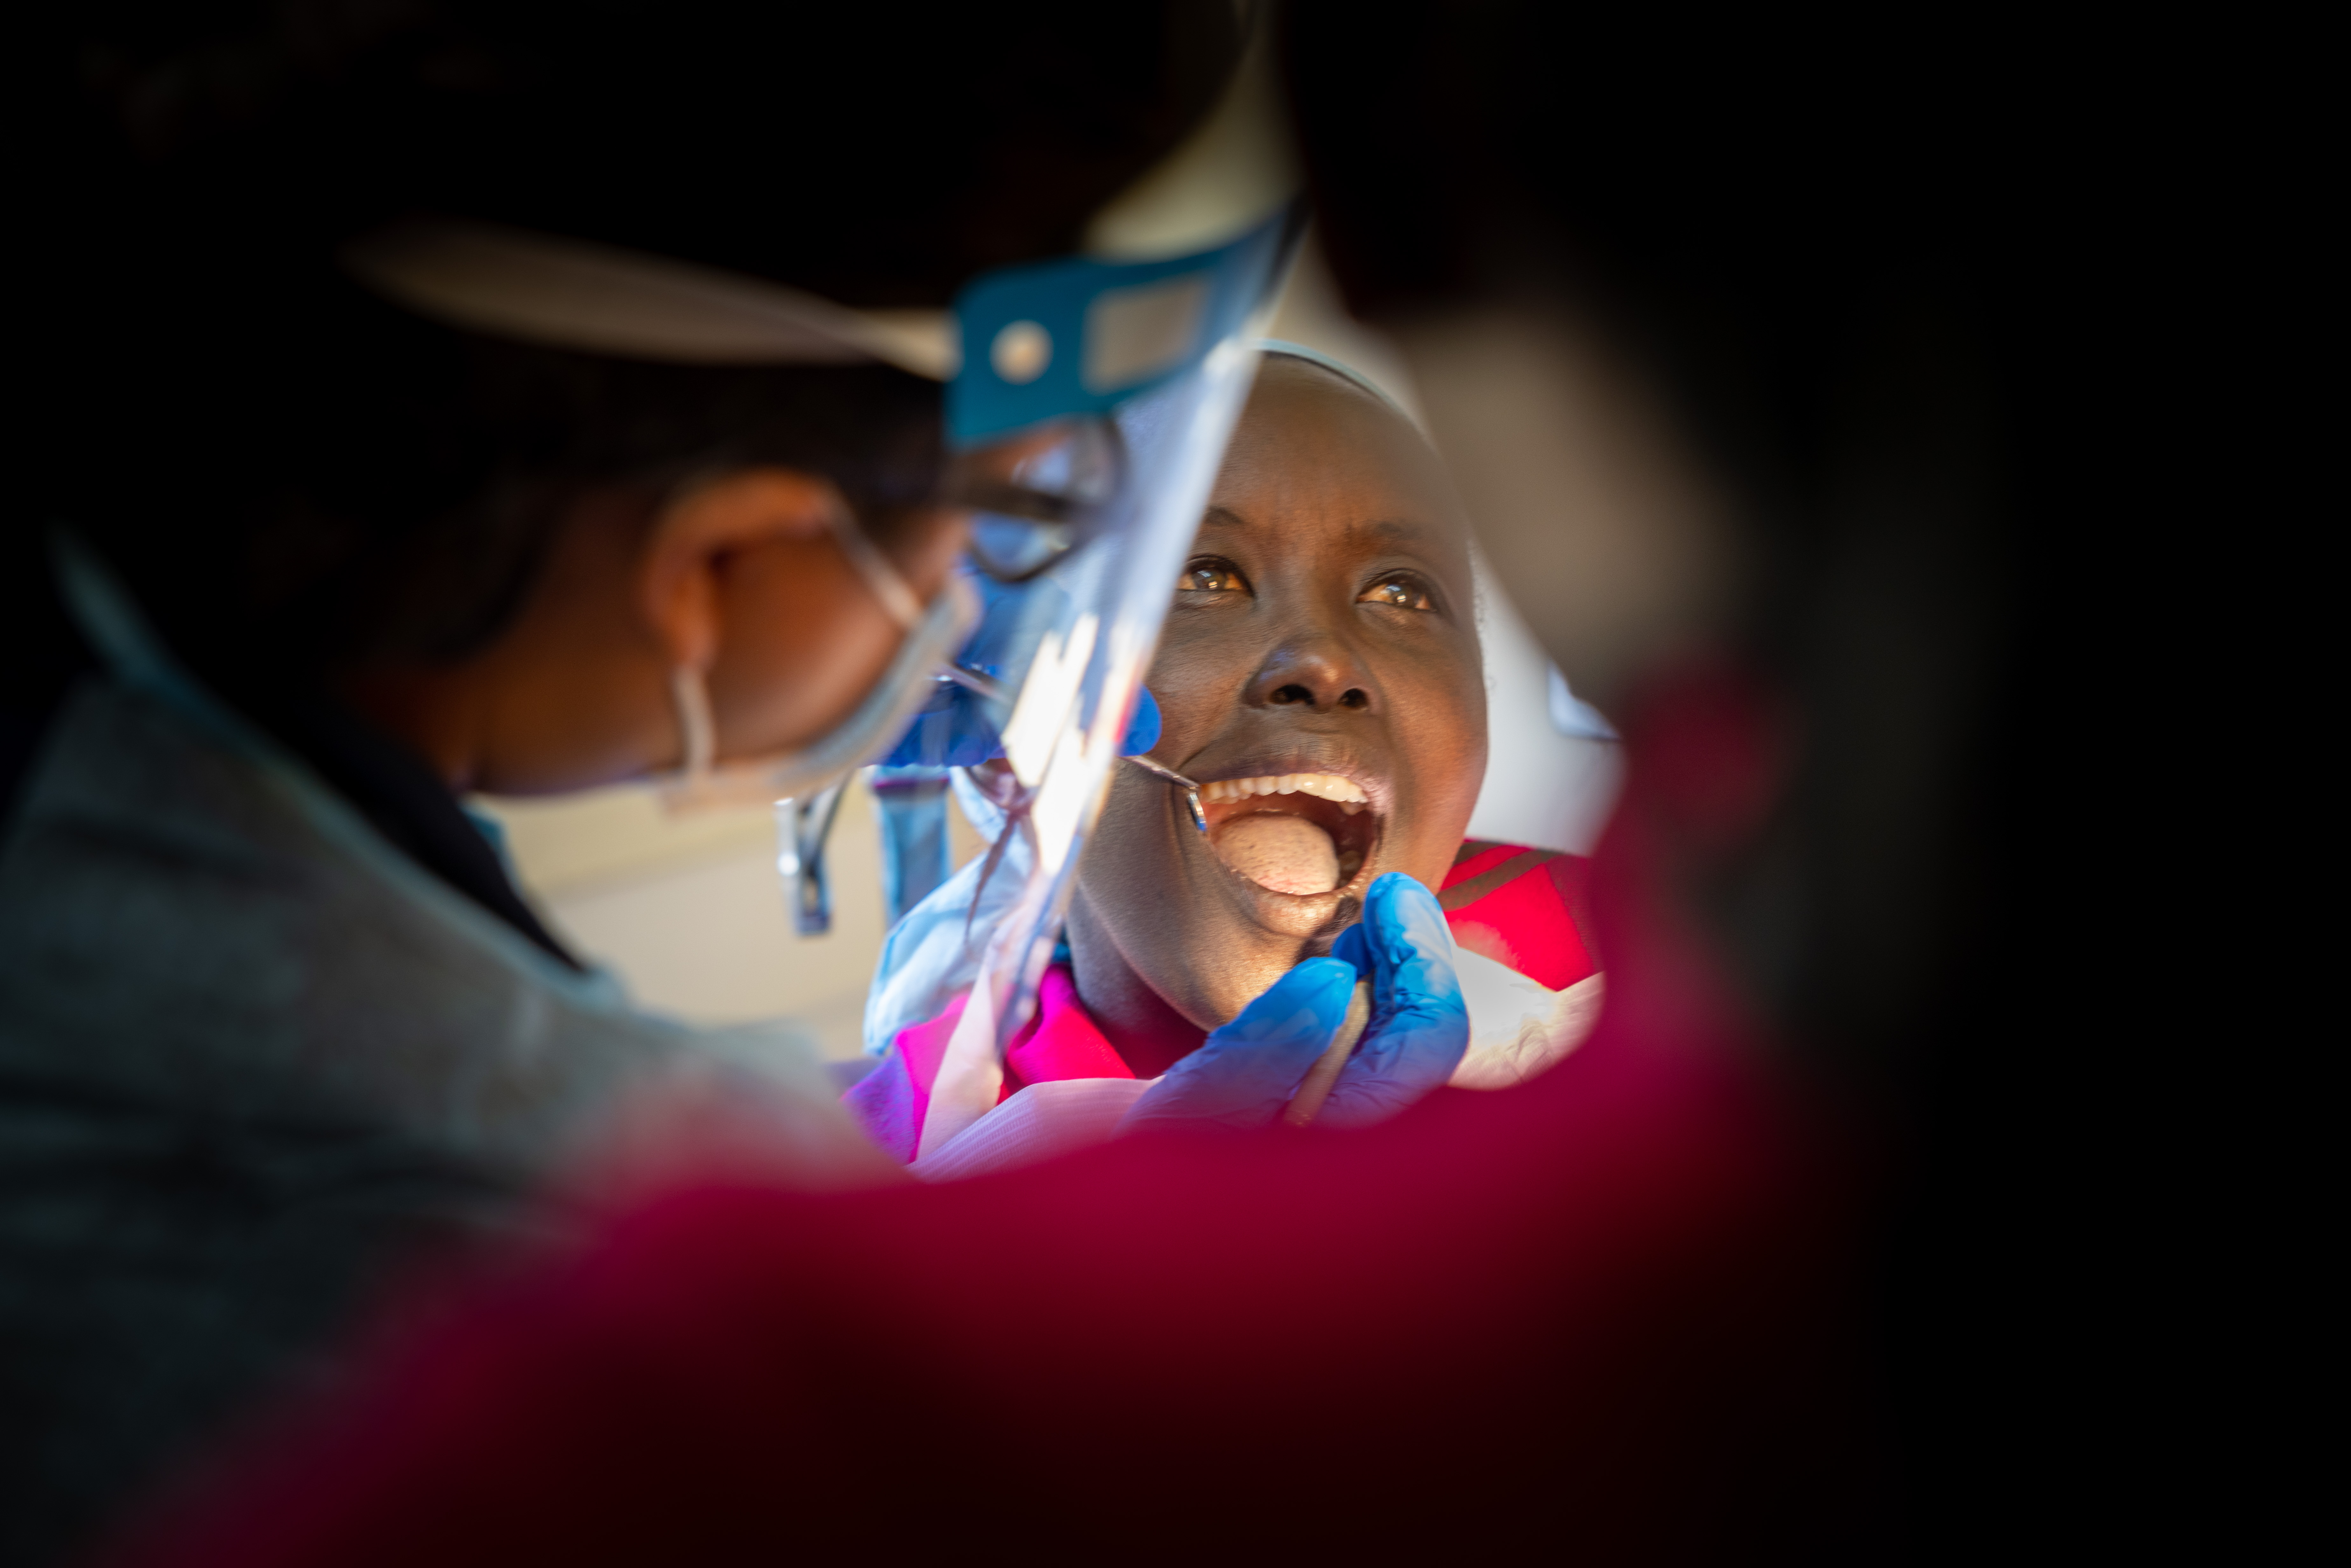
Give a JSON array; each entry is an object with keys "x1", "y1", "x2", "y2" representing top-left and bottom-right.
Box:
[
  {"x1": 1119, "y1": 874, "x2": 1467, "y2": 1134},
  {"x1": 877, "y1": 679, "x2": 1160, "y2": 769},
  {"x1": 1318, "y1": 874, "x2": 1469, "y2": 1128},
  {"x1": 879, "y1": 572, "x2": 1163, "y2": 769},
  {"x1": 877, "y1": 571, "x2": 1033, "y2": 769},
  {"x1": 1118, "y1": 958, "x2": 1358, "y2": 1133},
  {"x1": 878, "y1": 681, "x2": 999, "y2": 769},
  {"x1": 1118, "y1": 685, "x2": 1161, "y2": 756}
]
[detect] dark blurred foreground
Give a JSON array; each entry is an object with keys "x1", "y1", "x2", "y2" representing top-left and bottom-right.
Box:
[{"x1": 8, "y1": 2, "x2": 2286, "y2": 1562}]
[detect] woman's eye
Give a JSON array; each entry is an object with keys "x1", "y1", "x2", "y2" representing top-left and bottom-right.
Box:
[
  {"x1": 1179, "y1": 561, "x2": 1250, "y2": 593},
  {"x1": 1359, "y1": 575, "x2": 1434, "y2": 611}
]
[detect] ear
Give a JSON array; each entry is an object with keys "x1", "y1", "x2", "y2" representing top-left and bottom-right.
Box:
[{"x1": 639, "y1": 468, "x2": 845, "y2": 671}]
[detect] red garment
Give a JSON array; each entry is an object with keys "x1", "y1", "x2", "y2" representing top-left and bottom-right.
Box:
[
  {"x1": 1439, "y1": 839, "x2": 1600, "y2": 990},
  {"x1": 120, "y1": 670, "x2": 1869, "y2": 1564}
]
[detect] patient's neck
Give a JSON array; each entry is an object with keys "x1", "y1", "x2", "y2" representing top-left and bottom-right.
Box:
[{"x1": 1065, "y1": 895, "x2": 1206, "y2": 1079}]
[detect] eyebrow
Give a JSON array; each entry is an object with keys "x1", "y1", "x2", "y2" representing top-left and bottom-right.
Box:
[
  {"x1": 1344, "y1": 517, "x2": 1429, "y2": 546},
  {"x1": 1197, "y1": 506, "x2": 1437, "y2": 546}
]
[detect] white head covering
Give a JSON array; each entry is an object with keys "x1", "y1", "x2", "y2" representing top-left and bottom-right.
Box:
[{"x1": 343, "y1": 219, "x2": 957, "y2": 376}]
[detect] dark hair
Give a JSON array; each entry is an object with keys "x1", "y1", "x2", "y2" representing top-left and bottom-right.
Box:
[
  {"x1": 15, "y1": 0, "x2": 1243, "y2": 690},
  {"x1": 56, "y1": 290, "x2": 956, "y2": 677}
]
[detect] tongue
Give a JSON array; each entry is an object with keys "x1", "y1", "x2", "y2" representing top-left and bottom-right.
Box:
[{"x1": 1215, "y1": 813, "x2": 1342, "y2": 895}]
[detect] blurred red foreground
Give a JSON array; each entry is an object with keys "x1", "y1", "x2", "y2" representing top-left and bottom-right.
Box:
[{"x1": 123, "y1": 669, "x2": 1874, "y2": 1564}]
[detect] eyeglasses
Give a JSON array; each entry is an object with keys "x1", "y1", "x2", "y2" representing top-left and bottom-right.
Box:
[{"x1": 942, "y1": 416, "x2": 1125, "y2": 583}]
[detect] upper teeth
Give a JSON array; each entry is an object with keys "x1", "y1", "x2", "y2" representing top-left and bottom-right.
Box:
[{"x1": 1200, "y1": 773, "x2": 1369, "y2": 813}]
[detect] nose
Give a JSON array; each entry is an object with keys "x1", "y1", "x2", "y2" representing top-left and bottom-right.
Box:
[{"x1": 1243, "y1": 634, "x2": 1376, "y2": 714}]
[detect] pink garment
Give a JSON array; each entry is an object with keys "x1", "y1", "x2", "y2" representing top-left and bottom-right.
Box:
[
  {"x1": 848, "y1": 841, "x2": 1600, "y2": 1164},
  {"x1": 844, "y1": 964, "x2": 1130, "y2": 1163}
]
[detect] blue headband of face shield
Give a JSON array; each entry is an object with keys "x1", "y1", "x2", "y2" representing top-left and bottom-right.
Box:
[
  {"x1": 891, "y1": 206, "x2": 1300, "y2": 1103},
  {"x1": 952, "y1": 215, "x2": 1294, "y2": 440},
  {"x1": 942, "y1": 210, "x2": 1300, "y2": 581}
]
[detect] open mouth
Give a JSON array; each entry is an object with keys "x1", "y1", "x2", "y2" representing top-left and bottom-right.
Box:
[{"x1": 1197, "y1": 772, "x2": 1380, "y2": 897}]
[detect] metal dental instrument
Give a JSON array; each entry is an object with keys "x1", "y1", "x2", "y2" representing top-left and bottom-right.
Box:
[
  {"x1": 1282, "y1": 979, "x2": 1375, "y2": 1128},
  {"x1": 1123, "y1": 754, "x2": 1207, "y2": 834},
  {"x1": 940, "y1": 662, "x2": 1008, "y2": 702}
]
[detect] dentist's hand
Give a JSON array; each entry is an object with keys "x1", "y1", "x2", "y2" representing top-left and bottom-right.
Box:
[
  {"x1": 1318, "y1": 874, "x2": 1470, "y2": 1128},
  {"x1": 879, "y1": 681, "x2": 1160, "y2": 770},
  {"x1": 1119, "y1": 875, "x2": 1468, "y2": 1135},
  {"x1": 878, "y1": 569, "x2": 1161, "y2": 770}
]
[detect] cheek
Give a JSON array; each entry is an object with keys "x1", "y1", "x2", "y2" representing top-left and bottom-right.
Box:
[
  {"x1": 1077, "y1": 770, "x2": 1195, "y2": 955},
  {"x1": 706, "y1": 540, "x2": 897, "y2": 750},
  {"x1": 1383, "y1": 639, "x2": 1490, "y2": 871},
  {"x1": 1142, "y1": 620, "x2": 1252, "y2": 758}
]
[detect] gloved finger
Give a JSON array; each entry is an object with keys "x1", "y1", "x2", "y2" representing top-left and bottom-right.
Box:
[
  {"x1": 1118, "y1": 958, "x2": 1356, "y2": 1134},
  {"x1": 1330, "y1": 918, "x2": 1371, "y2": 974},
  {"x1": 1358, "y1": 874, "x2": 1462, "y2": 1031},
  {"x1": 878, "y1": 684, "x2": 1004, "y2": 769},
  {"x1": 1120, "y1": 686, "x2": 1162, "y2": 756},
  {"x1": 877, "y1": 571, "x2": 1067, "y2": 768},
  {"x1": 1321, "y1": 874, "x2": 1468, "y2": 1130}
]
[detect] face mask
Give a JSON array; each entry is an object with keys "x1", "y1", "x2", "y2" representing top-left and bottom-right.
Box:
[{"x1": 656, "y1": 565, "x2": 979, "y2": 815}]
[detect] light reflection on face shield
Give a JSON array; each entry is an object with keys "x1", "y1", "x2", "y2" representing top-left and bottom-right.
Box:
[{"x1": 905, "y1": 212, "x2": 1302, "y2": 1157}]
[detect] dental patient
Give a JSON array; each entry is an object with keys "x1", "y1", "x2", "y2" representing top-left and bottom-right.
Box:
[{"x1": 850, "y1": 349, "x2": 1602, "y2": 1168}]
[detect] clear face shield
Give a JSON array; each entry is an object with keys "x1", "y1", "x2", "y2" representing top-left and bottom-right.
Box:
[
  {"x1": 922, "y1": 209, "x2": 1302, "y2": 1066},
  {"x1": 336, "y1": 40, "x2": 1299, "y2": 1101}
]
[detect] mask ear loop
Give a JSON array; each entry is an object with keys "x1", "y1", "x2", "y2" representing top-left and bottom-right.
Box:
[
  {"x1": 664, "y1": 492, "x2": 921, "y2": 804},
  {"x1": 669, "y1": 663, "x2": 717, "y2": 793},
  {"x1": 825, "y1": 504, "x2": 924, "y2": 632}
]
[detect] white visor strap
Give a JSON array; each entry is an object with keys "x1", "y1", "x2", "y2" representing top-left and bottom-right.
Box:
[{"x1": 341, "y1": 219, "x2": 958, "y2": 380}]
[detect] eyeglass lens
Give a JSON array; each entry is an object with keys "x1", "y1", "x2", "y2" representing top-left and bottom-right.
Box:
[{"x1": 951, "y1": 417, "x2": 1124, "y2": 582}]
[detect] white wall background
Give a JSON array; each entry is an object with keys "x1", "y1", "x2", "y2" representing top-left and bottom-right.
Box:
[
  {"x1": 478, "y1": 779, "x2": 988, "y2": 1058},
  {"x1": 474, "y1": 244, "x2": 1618, "y2": 1052},
  {"x1": 1464, "y1": 550, "x2": 1623, "y2": 856}
]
